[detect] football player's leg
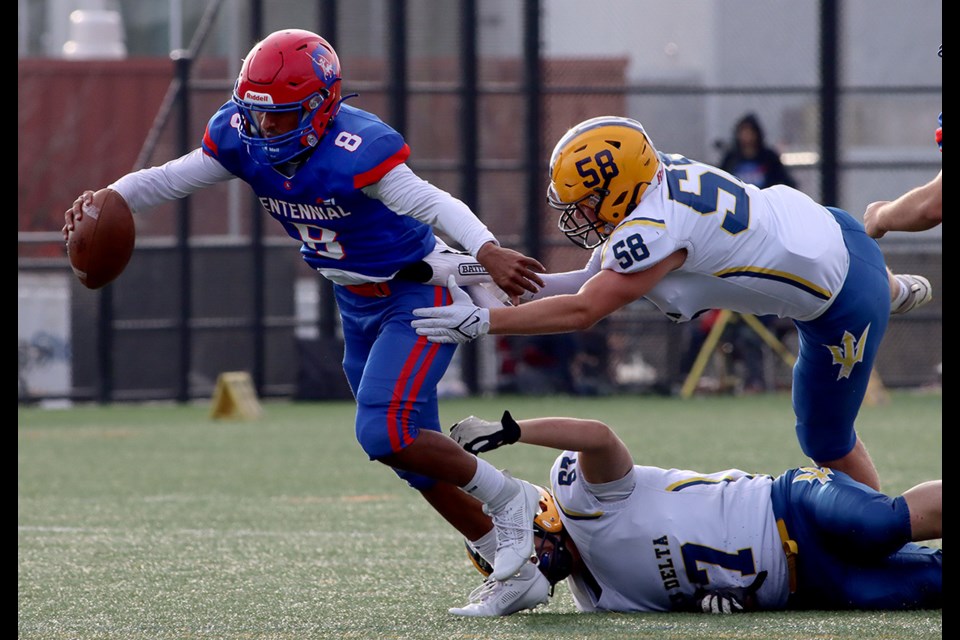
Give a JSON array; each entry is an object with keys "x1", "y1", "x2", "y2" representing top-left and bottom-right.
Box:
[
  {"x1": 352, "y1": 292, "x2": 459, "y2": 467},
  {"x1": 902, "y1": 480, "x2": 942, "y2": 541},
  {"x1": 834, "y1": 544, "x2": 941, "y2": 610},
  {"x1": 350, "y1": 292, "x2": 496, "y2": 527},
  {"x1": 796, "y1": 469, "x2": 913, "y2": 557},
  {"x1": 791, "y1": 516, "x2": 941, "y2": 609},
  {"x1": 338, "y1": 291, "x2": 499, "y2": 543},
  {"x1": 355, "y1": 283, "x2": 538, "y2": 579},
  {"x1": 791, "y1": 324, "x2": 881, "y2": 489},
  {"x1": 776, "y1": 469, "x2": 939, "y2": 610},
  {"x1": 793, "y1": 214, "x2": 890, "y2": 490}
]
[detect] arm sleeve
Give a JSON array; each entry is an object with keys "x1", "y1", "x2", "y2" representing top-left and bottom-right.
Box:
[
  {"x1": 363, "y1": 163, "x2": 497, "y2": 256},
  {"x1": 107, "y1": 148, "x2": 235, "y2": 214},
  {"x1": 523, "y1": 246, "x2": 603, "y2": 301}
]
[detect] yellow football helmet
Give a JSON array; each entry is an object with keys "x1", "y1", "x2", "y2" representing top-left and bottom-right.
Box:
[
  {"x1": 464, "y1": 485, "x2": 572, "y2": 593},
  {"x1": 547, "y1": 116, "x2": 661, "y2": 249}
]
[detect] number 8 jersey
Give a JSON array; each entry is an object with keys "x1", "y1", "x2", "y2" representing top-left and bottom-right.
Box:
[
  {"x1": 202, "y1": 102, "x2": 436, "y2": 283},
  {"x1": 600, "y1": 153, "x2": 849, "y2": 323}
]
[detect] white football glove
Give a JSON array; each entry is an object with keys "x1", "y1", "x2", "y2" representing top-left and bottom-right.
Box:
[
  {"x1": 412, "y1": 275, "x2": 490, "y2": 344},
  {"x1": 693, "y1": 571, "x2": 767, "y2": 614},
  {"x1": 698, "y1": 592, "x2": 746, "y2": 614},
  {"x1": 422, "y1": 246, "x2": 493, "y2": 287},
  {"x1": 450, "y1": 410, "x2": 521, "y2": 455}
]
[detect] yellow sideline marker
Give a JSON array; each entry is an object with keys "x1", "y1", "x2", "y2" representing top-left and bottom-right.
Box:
[{"x1": 210, "y1": 371, "x2": 263, "y2": 420}]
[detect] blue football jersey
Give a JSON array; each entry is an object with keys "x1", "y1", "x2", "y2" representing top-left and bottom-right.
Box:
[{"x1": 202, "y1": 102, "x2": 436, "y2": 279}]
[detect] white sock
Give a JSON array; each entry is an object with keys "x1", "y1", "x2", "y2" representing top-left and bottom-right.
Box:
[
  {"x1": 469, "y1": 528, "x2": 498, "y2": 566},
  {"x1": 891, "y1": 276, "x2": 909, "y2": 309},
  {"x1": 460, "y1": 457, "x2": 507, "y2": 505}
]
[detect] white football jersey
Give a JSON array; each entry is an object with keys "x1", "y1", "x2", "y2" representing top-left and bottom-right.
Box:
[
  {"x1": 599, "y1": 154, "x2": 849, "y2": 322},
  {"x1": 549, "y1": 452, "x2": 790, "y2": 612}
]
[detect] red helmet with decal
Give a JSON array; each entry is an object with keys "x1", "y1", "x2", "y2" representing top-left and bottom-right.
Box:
[{"x1": 232, "y1": 29, "x2": 342, "y2": 165}]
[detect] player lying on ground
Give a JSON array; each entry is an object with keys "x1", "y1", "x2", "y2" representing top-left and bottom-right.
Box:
[{"x1": 445, "y1": 411, "x2": 941, "y2": 616}]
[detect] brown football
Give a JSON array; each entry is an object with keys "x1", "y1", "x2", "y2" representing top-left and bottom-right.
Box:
[{"x1": 67, "y1": 188, "x2": 136, "y2": 289}]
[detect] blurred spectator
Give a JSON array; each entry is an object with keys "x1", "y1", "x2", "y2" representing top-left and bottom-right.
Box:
[
  {"x1": 719, "y1": 113, "x2": 797, "y2": 189},
  {"x1": 681, "y1": 113, "x2": 799, "y2": 394}
]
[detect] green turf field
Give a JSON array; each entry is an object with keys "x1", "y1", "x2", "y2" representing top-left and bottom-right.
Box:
[{"x1": 19, "y1": 391, "x2": 941, "y2": 639}]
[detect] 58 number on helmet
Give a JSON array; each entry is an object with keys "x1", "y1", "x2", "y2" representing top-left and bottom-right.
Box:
[{"x1": 575, "y1": 150, "x2": 620, "y2": 188}]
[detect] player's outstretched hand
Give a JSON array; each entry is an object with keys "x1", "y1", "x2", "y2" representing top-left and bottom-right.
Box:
[
  {"x1": 450, "y1": 410, "x2": 521, "y2": 455},
  {"x1": 62, "y1": 190, "x2": 96, "y2": 241},
  {"x1": 862, "y1": 201, "x2": 890, "y2": 239},
  {"x1": 476, "y1": 243, "x2": 544, "y2": 302},
  {"x1": 412, "y1": 276, "x2": 489, "y2": 344},
  {"x1": 694, "y1": 571, "x2": 767, "y2": 614}
]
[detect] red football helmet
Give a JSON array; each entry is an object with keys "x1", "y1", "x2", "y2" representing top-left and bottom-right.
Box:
[{"x1": 232, "y1": 29, "x2": 342, "y2": 165}]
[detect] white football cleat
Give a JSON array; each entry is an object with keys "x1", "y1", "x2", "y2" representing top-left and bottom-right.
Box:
[
  {"x1": 891, "y1": 274, "x2": 933, "y2": 315},
  {"x1": 449, "y1": 565, "x2": 550, "y2": 617},
  {"x1": 484, "y1": 473, "x2": 539, "y2": 581}
]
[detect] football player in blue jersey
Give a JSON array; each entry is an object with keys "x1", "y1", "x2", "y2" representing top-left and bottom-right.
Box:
[
  {"x1": 414, "y1": 116, "x2": 934, "y2": 494},
  {"x1": 62, "y1": 29, "x2": 548, "y2": 588},
  {"x1": 447, "y1": 410, "x2": 941, "y2": 616}
]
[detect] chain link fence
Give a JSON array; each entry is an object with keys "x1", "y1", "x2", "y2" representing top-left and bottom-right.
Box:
[{"x1": 19, "y1": 0, "x2": 941, "y2": 403}]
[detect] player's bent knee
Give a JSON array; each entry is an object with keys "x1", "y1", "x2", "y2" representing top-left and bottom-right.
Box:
[{"x1": 392, "y1": 467, "x2": 438, "y2": 491}]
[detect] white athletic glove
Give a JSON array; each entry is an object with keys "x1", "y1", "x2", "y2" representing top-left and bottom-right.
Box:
[
  {"x1": 693, "y1": 571, "x2": 767, "y2": 614},
  {"x1": 698, "y1": 592, "x2": 747, "y2": 614},
  {"x1": 450, "y1": 410, "x2": 521, "y2": 455},
  {"x1": 422, "y1": 247, "x2": 493, "y2": 287},
  {"x1": 412, "y1": 275, "x2": 490, "y2": 344}
]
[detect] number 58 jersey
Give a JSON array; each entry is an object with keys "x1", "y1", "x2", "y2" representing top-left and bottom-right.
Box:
[
  {"x1": 549, "y1": 452, "x2": 791, "y2": 613},
  {"x1": 600, "y1": 153, "x2": 849, "y2": 323}
]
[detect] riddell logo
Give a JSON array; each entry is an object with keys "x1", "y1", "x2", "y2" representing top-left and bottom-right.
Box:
[{"x1": 244, "y1": 91, "x2": 274, "y2": 104}]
